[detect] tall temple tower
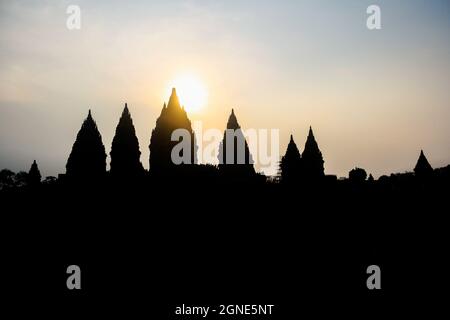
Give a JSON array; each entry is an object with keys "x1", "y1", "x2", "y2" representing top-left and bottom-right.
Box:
[
  {"x1": 66, "y1": 110, "x2": 107, "y2": 179},
  {"x1": 110, "y1": 103, "x2": 144, "y2": 178},
  {"x1": 149, "y1": 88, "x2": 197, "y2": 174},
  {"x1": 218, "y1": 109, "x2": 255, "y2": 177},
  {"x1": 301, "y1": 126, "x2": 324, "y2": 179}
]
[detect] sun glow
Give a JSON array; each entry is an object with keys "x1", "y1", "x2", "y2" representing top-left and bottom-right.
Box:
[{"x1": 166, "y1": 74, "x2": 208, "y2": 113}]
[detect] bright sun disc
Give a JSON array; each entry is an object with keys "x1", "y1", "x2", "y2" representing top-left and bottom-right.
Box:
[{"x1": 167, "y1": 74, "x2": 207, "y2": 113}]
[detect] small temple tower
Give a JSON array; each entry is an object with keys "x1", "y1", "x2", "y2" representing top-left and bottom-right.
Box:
[
  {"x1": 28, "y1": 160, "x2": 41, "y2": 185},
  {"x1": 110, "y1": 103, "x2": 144, "y2": 178},
  {"x1": 218, "y1": 109, "x2": 255, "y2": 177},
  {"x1": 414, "y1": 150, "x2": 433, "y2": 177},
  {"x1": 280, "y1": 134, "x2": 302, "y2": 183},
  {"x1": 301, "y1": 126, "x2": 324, "y2": 179}
]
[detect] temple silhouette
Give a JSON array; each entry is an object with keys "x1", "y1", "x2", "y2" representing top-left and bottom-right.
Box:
[
  {"x1": 65, "y1": 110, "x2": 107, "y2": 180},
  {"x1": 149, "y1": 88, "x2": 197, "y2": 176},
  {"x1": 0, "y1": 88, "x2": 449, "y2": 190},
  {"x1": 218, "y1": 109, "x2": 256, "y2": 179},
  {"x1": 279, "y1": 135, "x2": 302, "y2": 184},
  {"x1": 110, "y1": 104, "x2": 144, "y2": 179},
  {"x1": 279, "y1": 128, "x2": 325, "y2": 184},
  {"x1": 414, "y1": 149, "x2": 433, "y2": 177}
]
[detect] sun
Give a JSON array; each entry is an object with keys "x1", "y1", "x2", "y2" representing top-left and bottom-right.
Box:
[{"x1": 166, "y1": 74, "x2": 208, "y2": 113}]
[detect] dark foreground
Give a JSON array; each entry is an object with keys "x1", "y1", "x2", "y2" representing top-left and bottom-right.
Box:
[{"x1": 1, "y1": 177, "x2": 448, "y2": 317}]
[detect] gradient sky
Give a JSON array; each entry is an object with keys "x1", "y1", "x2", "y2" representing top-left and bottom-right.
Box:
[{"x1": 1, "y1": 0, "x2": 449, "y2": 177}]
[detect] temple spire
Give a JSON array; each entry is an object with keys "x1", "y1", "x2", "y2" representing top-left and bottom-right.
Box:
[
  {"x1": 218, "y1": 108, "x2": 255, "y2": 177},
  {"x1": 66, "y1": 110, "x2": 107, "y2": 179},
  {"x1": 167, "y1": 87, "x2": 181, "y2": 109},
  {"x1": 302, "y1": 126, "x2": 324, "y2": 179},
  {"x1": 149, "y1": 88, "x2": 198, "y2": 173},
  {"x1": 110, "y1": 103, "x2": 144, "y2": 178},
  {"x1": 280, "y1": 134, "x2": 302, "y2": 183},
  {"x1": 28, "y1": 160, "x2": 41, "y2": 186},
  {"x1": 226, "y1": 108, "x2": 240, "y2": 129},
  {"x1": 414, "y1": 150, "x2": 433, "y2": 176},
  {"x1": 308, "y1": 126, "x2": 314, "y2": 137}
]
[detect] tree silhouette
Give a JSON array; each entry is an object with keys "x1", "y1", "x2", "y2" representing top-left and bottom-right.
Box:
[
  {"x1": 14, "y1": 171, "x2": 29, "y2": 188},
  {"x1": 42, "y1": 176, "x2": 57, "y2": 185},
  {"x1": 28, "y1": 160, "x2": 41, "y2": 186},
  {"x1": 301, "y1": 126, "x2": 324, "y2": 179},
  {"x1": 218, "y1": 109, "x2": 255, "y2": 177},
  {"x1": 349, "y1": 167, "x2": 367, "y2": 183},
  {"x1": 110, "y1": 104, "x2": 144, "y2": 178},
  {"x1": 414, "y1": 150, "x2": 433, "y2": 177},
  {"x1": 0, "y1": 169, "x2": 15, "y2": 190},
  {"x1": 280, "y1": 134, "x2": 302, "y2": 184},
  {"x1": 149, "y1": 88, "x2": 197, "y2": 174},
  {"x1": 66, "y1": 110, "x2": 107, "y2": 179}
]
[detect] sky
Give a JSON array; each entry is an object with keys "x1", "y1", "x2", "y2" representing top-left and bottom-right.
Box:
[{"x1": 1, "y1": 0, "x2": 449, "y2": 177}]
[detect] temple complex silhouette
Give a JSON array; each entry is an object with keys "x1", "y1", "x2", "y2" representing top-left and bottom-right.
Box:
[
  {"x1": 62, "y1": 88, "x2": 265, "y2": 182},
  {"x1": 0, "y1": 88, "x2": 448, "y2": 189}
]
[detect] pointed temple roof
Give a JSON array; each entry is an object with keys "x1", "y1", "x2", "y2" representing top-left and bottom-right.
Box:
[
  {"x1": 284, "y1": 134, "x2": 301, "y2": 160},
  {"x1": 226, "y1": 108, "x2": 240, "y2": 129},
  {"x1": 301, "y1": 126, "x2": 324, "y2": 177},
  {"x1": 119, "y1": 103, "x2": 131, "y2": 122},
  {"x1": 304, "y1": 126, "x2": 320, "y2": 153},
  {"x1": 28, "y1": 160, "x2": 41, "y2": 182},
  {"x1": 82, "y1": 109, "x2": 98, "y2": 131},
  {"x1": 167, "y1": 88, "x2": 182, "y2": 110},
  {"x1": 414, "y1": 150, "x2": 433, "y2": 175},
  {"x1": 66, "y1": 109, "x2": 106, "y2": 177},
  {"x1": 218, "y1": 108, "x2": 255, "y2": 173},
  {"x1": 280, "y1": 134, "x2": 302, "y2": 183},
  {"x1": 114, "y1": 103, "x2": 138, "y2": 138},
  {"x1": 110, "y1": 103, "x2": 143, "y2": 176}
]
